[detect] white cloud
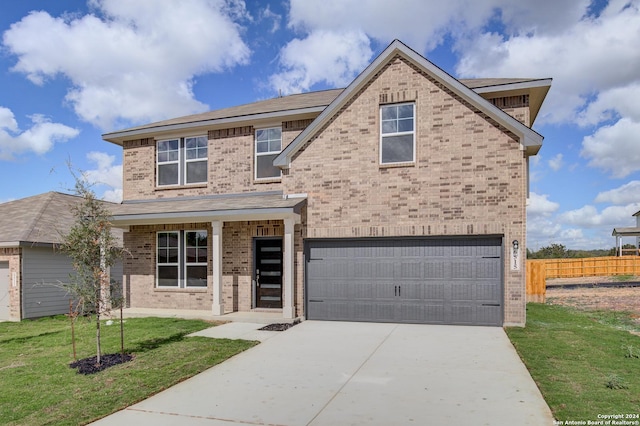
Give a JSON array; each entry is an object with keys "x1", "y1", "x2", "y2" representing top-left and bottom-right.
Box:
[
  {"x1": 595, "y1": 180, "x2": 640, "y2": 205},
  {"x1": 269, "y1": 30, "x2": 373, "y2": 94},
  {"x1": 581, "y1": 118, "x2": 640, "y2": 178},
  {"x1": 558, "y1": 203, "x2": 640, "y2": 228},
  {"x1": 0, "y1": 108, "x2": 79, "y2": 160},
  {"x1": 83, "y1": 151, "x2": 123, "y2": 202},
  {"x1": 455, "y1": 1, "x2": 640, "y2": 124},
  {"x1": 548, "y1": 153, "x2": 563, "y2": 171},
  {"x1": 3, "y1": 0, "x2": 251, "y2": 131},
  {"x1": 527, "y1": 192, "x2": 559, "y2": 217},
  {"x1": 260, "y1": 5, "x2": 281, "y2": 33},
  {"x1": 577, "y1": 82, "x2": 640, "y2": 126}
]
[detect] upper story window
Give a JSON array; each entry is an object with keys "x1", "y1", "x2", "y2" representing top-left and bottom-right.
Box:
[
  {"x1": 380, "y1": 103, "x2": 415, "y2": 165},
  {"x1": 157, "y1": 136, "x2": 208, "y2": 187},
  {"x1": 255, "y1": 127, "x2": 282, "y2": 180}
]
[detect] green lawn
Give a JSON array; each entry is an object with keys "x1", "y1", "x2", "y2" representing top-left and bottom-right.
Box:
[
  {"x1": 506, "y1": 304, "x2": 640, "y2": 421},
  {"x1": 0, "y1": 316, "x2": 257, "y2": 425}
]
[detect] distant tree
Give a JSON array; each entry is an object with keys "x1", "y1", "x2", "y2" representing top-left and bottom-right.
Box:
[
  {"x1": 530, "y1": 243, "x2": 568, "y2": 259},
  {"x1": 61, "y1": 176, "x2": 122, "y2": 366}
]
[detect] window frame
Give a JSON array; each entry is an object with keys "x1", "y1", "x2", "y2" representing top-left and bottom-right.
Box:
[
  {"x1": 157, "y1": 139, "x2": 181, "y2": 187},
  {"x1": 157, "y1": 231, "x2": 180, "y2": 288},
  {"x1": 156, "y1": 230, "x2": 208, "y2": 289},
  {"x1": 156, "y1": 136, "x2": 208, "y2": 187},
  {"x1": 184, "y1": 136, "x2": 208, "y2": 185},
  {"x1": 254, "y1": 126, "x2": 282, "y2": 181},
  {"x1": 184, "y1": 230, "x2": 208, "y2": 288},
  {"x1": 379, "y1": 102, "x2": 416, "y2": 165}
]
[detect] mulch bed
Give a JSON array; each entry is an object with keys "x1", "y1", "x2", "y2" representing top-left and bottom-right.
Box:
[
  {"x1": 69, "y1": 353, "x2": 134, "y2": 375},
  {"x1": 259, "y1": 321, "x2": 299, "y2": 331}
]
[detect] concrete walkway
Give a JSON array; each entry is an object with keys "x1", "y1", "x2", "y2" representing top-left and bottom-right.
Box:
[{"x1": 92, "y1": 321, "x2": 555, "y2": 425}]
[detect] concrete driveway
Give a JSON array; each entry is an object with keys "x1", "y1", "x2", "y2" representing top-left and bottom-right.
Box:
[{"x1": 92, "y1": 321, "x2": 554, "y2": 425}]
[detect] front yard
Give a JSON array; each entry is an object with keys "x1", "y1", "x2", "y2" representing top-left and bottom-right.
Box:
[
  {"x1": 507, "y1": 303, "x2": 640, "y2": 422},
  {"x1": 0, "y1": 316, "x2": 256, "y2": 425}
]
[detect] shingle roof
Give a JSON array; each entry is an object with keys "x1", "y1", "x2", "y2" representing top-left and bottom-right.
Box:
[
  {"x1": 0, "y1": 192, "x2": 121, "y2": 246},
  {"x1": 103, "y1": 76, "x2": 549, "y2": 146},
  {"x1": 111, "y1": 192, "x2": 306, "y2": 226},
  {"x1": 102, "y1": 89, "x2": 344, "y2": 144}
]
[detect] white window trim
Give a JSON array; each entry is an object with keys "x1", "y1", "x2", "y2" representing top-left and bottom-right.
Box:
[
  {"x1": 156, "y1": 136, "x2": 208, "y2": 187},
  {"x1": 184, "y1": 136, "x2": 208, "y2": 185},
  {"x1": 184, "y1": 230, "x2": 208, "y2": 288},
  {"x1": 379, "y1": 102, "x2": 416, "y2": 165},
  {"x1": 157, "y1": 231, "x2": 180, "y2": 288},
  {"x1": 255, "y1": 127, "x2": 282, "y2": 181},
  {"x1": 157, "y1": 139, "x2": 181, "y2": 187},
  {"x1": 156, "y1": 230, "x2": 208, "y2": 288}
]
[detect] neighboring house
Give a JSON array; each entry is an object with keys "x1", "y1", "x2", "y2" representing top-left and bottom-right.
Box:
[
  {"x1": 0, "y1": 192, "x2": 123, "y2": 321},
  {"x1": 612, "y1": 209, "x2": 640, "y2": 256},
  {"x1": 103, "y1": 40, "x2": 551, "y2": 326}
]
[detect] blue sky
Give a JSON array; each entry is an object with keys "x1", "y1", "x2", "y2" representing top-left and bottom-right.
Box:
[{"x1": 1, "y1": 0, "x2": 639, "y2": 250}]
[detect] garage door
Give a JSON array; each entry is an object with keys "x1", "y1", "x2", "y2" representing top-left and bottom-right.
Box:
[{"x1": 306, "y1": 238, "x2": 503, "y2": 326}]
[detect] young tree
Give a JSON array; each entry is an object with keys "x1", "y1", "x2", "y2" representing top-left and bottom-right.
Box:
[{"x1": 61, "y1": 177, "x2": 121, "y2": 366}]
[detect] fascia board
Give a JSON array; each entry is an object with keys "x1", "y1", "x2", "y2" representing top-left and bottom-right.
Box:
[
  {"x1": 471, "y1": 78, "x2": 553, "y2": 94},
  {"x1": 111, "y1": 207, "x2": 301, "y2": 227},
  {"x1": 103, "y1": 106, "x2": 326, "y2": 145}
]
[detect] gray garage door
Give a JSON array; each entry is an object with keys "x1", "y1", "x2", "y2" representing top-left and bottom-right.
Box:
[{"x1": 306, "y1": 237, "x2": 503, "y2": 326}]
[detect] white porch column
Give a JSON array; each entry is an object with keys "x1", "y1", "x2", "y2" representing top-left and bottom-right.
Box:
[
  {"x1": 283, "y1": 217, "x2": 295, "y2": 319},
  {"x1": 212, "y1": 221, "x2": 224, "y2": 315}
]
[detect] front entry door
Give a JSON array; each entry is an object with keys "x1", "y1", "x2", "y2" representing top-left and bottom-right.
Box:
[{"x1": 254, "y1": 238, "x2": 283, "y2": 308}]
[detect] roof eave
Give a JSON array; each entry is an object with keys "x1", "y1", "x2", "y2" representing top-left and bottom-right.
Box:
[
  {"x1": 111, "y1": 207, "x2": 302, "y2": 227},
  {"x1": 472, "y1": 79, "x2": 552, "y2": 125},
  {"x1": 103, "y1": 106, "x2": 327, "y2": 145}
]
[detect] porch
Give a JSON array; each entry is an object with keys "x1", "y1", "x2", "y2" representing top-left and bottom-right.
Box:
[
  {"x1": 117, "y1": 307, "x2": 300, "y2": 324},
  {"x1": 111, "y1": 192, "x2": 306, "y2": 320}
]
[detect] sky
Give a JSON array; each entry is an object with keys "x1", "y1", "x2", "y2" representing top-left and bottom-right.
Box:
[{"x1": 1, "y1": 0, "x2": 639, "y2": 251}]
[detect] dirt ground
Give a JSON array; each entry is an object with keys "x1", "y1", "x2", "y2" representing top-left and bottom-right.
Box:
[{"x1": 545, "y1": 276, "x2": 640, "y2": 319}]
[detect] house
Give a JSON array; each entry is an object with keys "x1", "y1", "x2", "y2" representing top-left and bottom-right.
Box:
[
  {"x1": 0, "y1": 192, "x2": 123, "y2": 321},
  {"x1": 612, "y1": 209, "x2": 640, "y2": 256},
  {"x1": 103, "y1": 40, "x2": 551, "y2": 326}
]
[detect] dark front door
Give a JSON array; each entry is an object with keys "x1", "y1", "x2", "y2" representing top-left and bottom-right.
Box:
[{"x1": 255, "y1": 238, "x2": 283, "y2": 308}]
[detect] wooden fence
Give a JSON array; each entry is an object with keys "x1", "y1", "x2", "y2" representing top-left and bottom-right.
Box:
[{"x1": 526, "y1": 256, "x2": 640, "y2": 303}]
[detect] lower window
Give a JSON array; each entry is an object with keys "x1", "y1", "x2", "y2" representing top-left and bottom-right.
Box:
[{"x1": 157, "y1": 230, "x2": 208, "y2": 288}]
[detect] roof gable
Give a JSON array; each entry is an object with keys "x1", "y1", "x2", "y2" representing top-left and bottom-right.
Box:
[{"x1": 274, "y1": 39, "x2": 545, "y2": 168}]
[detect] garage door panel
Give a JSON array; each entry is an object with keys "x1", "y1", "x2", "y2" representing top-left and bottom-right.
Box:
[
  {"x1": 306, "y1": 238, "x2": 503, "y2": 326},
  {"x1": 423, "y1": 261, "x2": 446, "y2": 279},
  {"x1": 451, "y1": 261, "x2": 474, "y2": 279},
  {"x1": 476, "y1": 260, "x2": 500, "y2": 279}
]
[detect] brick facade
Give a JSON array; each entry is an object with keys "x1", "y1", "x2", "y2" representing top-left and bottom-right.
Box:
[
  {"x1": 0, "y1": 247, "x2": 21, "y2": 321},
  {"x1": 116, "y1": 50, "x2": 542, "y2": 326},
  {"x1": 282, "y1": 56, "x2": 528, "y2": 324}
]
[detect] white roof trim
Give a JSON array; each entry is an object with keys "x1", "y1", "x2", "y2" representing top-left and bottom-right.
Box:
[
  {"x1": 104, "y1": 106, "x2": 326, "y2": 145},
  {"x1": 471, "y1": 78, "x2": 553, "y2": 93},
  {"x1": 274, "y1": 39, "x2": 544, "y2": 167}
]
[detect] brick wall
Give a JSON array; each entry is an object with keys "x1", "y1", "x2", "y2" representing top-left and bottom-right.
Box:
[
  {"x1": 121, "y1": 122, "x2": 311, "y2": 201},
  {"x1": 283, "y1": 55, "x2": 528, "y2": 324},
  {"x1": 123, "y1": 220, "x2": 299, "y2": 314},
  {"x1": 0, "y1": 247, "x2": 21, "y2": 320}
]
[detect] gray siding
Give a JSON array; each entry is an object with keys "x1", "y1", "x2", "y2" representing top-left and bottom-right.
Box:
[{"x1": 21, "y1": 247, "x2": 76, "y2": 319}]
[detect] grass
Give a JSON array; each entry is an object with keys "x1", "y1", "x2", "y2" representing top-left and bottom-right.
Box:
[
  {"x1": 0, "y1": 315, "x2": 257, "y2": 425},
  {"x1": 506, "y1": 304, "x2": 640, "y2": 421},
  {"x1": 612, "y1": 274, "x2": 638, "y2": 282}
]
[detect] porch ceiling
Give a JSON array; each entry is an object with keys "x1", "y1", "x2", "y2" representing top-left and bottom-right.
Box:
[{"x1": 111, "y1": 192, "x2": 305, "y2": 227}]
